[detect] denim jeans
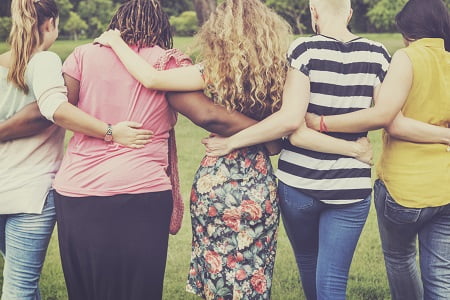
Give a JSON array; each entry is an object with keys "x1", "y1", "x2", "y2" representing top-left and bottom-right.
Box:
[
  {"x1": 0, "y1": 190, "x2": 56, "y2": 300},
  {"x1": 374, "y1": 179, "x2": 450, "y2": 300},
  {"x1": 278, "y1": 181, "x2": 370, "y2": 300}
]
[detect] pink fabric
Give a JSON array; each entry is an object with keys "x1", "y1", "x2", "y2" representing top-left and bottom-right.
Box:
[
  {"x1": 54, "y1": 44, "x2": 190, "y2": 234},
  {"x1": 153, "y1": 49, "x2": 191, "y2": 235}
]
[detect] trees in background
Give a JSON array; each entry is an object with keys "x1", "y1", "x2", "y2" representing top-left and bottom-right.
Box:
[
  {"x1": 64, "y1": 11, "x2": 88, "y2": 40},
  {"x1": 0, "y1": 0, "x2": 449, "y2": 40},
  {"x1": 170, "y1": 11, "x2": 198, "y2": 36},
  {"x1": 367, "y1": 0, "x2": 408, "y2": 31},
  {"x1": 265, "y1": 0, "x2": 309, "y2": 34},
  {"x1": 192, "y1": 0, "x2": 216, "y2": 26}
]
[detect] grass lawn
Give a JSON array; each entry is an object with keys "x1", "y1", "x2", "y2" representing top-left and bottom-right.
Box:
[{"x1": 0, "y1": 33, "x2": 404, "y2": 299}]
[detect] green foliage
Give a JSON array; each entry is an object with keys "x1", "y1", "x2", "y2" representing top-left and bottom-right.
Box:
[
  {"x1": 0, "y1": 17, "x2": 11, "y2": 42},
  {"x1": 367, "y1": 0, "x2": 408, "y2": 32},
  {"x1": 162, "y1": 0, "x2": 193, "y2": 18},
  {"x1": 63, "y1": 11, "x2": 87, "y2": 40},
  {"x1": 77, "y1": 0, "x2": 117, "y2": 37},
  {"x1": 350, "y1": 0, "x2": 375, "y2": 32},
  {"x1": 265, "y1": 0, "x2": 310, "y2": 34},
  {"x1": 3, "y1": 0, "x2": 448, "y2": 38},
  {"x1": 56, "y1": 0, "x2": 74, "y2": 26},
  {"x1": 170, "y1": 11, "x2": 199, "y2": 37}
]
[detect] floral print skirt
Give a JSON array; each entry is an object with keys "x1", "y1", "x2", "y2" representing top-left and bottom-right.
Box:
[{"x1": 186, "y1": 146, "x2": 280, "y2": 300}]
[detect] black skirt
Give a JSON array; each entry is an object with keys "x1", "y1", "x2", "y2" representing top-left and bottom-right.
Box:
[{"x1": 54, "y1": 190, "x2": 173, "y2": 300}]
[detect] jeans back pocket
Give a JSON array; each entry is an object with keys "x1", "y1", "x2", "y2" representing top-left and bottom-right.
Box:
[{"x1": 384, "y1": 192, "x2": 421, "y2": 225}]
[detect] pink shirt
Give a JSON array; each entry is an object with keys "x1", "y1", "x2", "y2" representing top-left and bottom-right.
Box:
[{"x1": 53, "y1": 44, "x2": 190, "y2": 197}]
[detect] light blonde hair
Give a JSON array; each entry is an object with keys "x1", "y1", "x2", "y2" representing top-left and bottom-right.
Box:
[
  {"x1": 310, "y1": 0, "x2": 351, "y2": 17},
  {"x1": 195, "y1": 0, "x2": 291, "y2": 119},
  {"x1": 8, "y1": 0, "x2": 58, "y2": 93}
]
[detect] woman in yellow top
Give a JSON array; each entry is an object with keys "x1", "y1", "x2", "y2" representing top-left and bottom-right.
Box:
[{"x1": 299, "y1": 0, "x2": 450, "y2": 299}]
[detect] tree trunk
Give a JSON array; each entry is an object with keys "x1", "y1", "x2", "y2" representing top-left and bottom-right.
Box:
[
  {"x1": 295, "y1": 15, "x2": 303, "y2": 35},
  {"x1": 193, "y1": 0, "x2": 216, "y2": 26}
]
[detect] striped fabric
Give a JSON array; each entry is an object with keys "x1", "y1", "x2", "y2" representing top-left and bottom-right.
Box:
[{"x1": 276, "y1": 35, "x2": 390, "y2": 204}]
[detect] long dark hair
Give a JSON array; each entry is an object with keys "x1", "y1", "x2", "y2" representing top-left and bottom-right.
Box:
[
  {"x1": 396, "y1": 0, "x2": 450, "y2": 51},
  {"x1": 108, "y1": 0, "x2": 172, "y2": 50},
  {"x1": 9, "y1": 0, "x2": 59, "y2": 93}
]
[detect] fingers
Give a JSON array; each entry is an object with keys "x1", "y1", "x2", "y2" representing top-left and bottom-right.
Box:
[
  {"x1": 135, "y1": 134, "x2": 153, "y2": 140},
  {"x1": 122, "y1": 121, "x2": 143, "y2": 128},
  {"x1": 129, "y1": 144, "x2": 145, "y2": 149}
]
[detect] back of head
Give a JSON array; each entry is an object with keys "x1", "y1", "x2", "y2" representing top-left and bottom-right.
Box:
[
  {"x1": 396, "y1": 0, "x2": 450, "y2": 51},
  {"x1": 196, "y1": 0, "x2": 292, "y2": 119},
  {"x1": 108, "y1": 0, "x2": 172, "y2": 50},
  {"x1": 8, "y1": 0, "x2": 58, "y2": 93},
  {"x1": 310, "y1": 0, "x2": 351, "y2": 17}
]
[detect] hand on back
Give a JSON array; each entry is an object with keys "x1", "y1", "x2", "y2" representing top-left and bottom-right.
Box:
[{"x1": 112, "y1": 121, "x2": 153, "y2": 149}]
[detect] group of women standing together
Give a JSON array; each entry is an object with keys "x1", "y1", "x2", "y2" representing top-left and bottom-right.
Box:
[{"x1": 0, "y1": 0, "x2": 448, "y2": 299}]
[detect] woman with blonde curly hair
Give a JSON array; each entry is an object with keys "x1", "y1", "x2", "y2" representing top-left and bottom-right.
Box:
[{"x1": 95, "y1": 0, "x2": 372, "y2": 298}]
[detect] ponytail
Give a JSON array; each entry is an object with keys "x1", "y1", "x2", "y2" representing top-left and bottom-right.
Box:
[{"x1": 8, "y1": 0, "x2": 58, "y2": 93}]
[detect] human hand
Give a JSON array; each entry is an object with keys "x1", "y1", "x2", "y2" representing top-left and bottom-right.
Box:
[
  {"x1": 111, "y1": 121, "x2": 153, "y2": 148},
  {"x1": 305, "y1": 113, "x2": 320, "y2": 131},
  {"x1": 202, "y1": 134, "x2": 234, "y2": 156},
  {"x1": 354, "y1": 137, "x2": 373, "y2": 165},
  {"x1": 93, "y1": 29, "x2": 122, "y2": 48}
]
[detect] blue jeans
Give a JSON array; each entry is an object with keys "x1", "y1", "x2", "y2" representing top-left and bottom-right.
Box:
[
  {"x1": 374, "y1": 179, "x2": 450, "y2": 300},
  {"x1": 278, "y1": 181, "x2": 370, "y2": 300},
  {"x1": 0, "y1": 191, "x2": 56, "y2": 300}
]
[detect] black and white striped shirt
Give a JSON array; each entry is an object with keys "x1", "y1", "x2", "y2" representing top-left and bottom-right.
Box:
[{"x1": 276, "y1": 35, "x2": 390, "y2": 204}]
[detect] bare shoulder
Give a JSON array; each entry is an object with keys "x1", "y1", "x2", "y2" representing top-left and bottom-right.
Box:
[{"x1": 391, "y1": 49, "x2": 412, "y2": 66}]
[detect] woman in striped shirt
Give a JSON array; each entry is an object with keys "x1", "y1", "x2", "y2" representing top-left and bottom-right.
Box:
[
  {"x1": 203, "y1": 0, "x2": 448, "y2": 299},
  {"x1": 303, "y1": 0, "x2": 450, "y2": 299}
]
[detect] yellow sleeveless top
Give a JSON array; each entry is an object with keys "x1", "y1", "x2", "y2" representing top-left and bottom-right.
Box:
[{"x1": 377, "y1": 38, "x2": 450, "y2": 208}]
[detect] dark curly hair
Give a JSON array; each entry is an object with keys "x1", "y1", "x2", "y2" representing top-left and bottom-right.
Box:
[{"x1": 108, "y1": 0, "x2": 173, "y2": 50}]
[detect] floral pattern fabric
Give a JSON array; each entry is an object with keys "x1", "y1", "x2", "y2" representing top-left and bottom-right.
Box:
[{"x1": 186, "y1": 146, "x2": 280, "y2": 300}]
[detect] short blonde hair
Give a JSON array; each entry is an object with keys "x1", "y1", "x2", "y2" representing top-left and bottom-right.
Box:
[
  {"x1": 195, "y1": 0, "x2": 292, "y2": 120},
  {"x1": 310, "y1": 0, "x2": 351, "y2": 17}
]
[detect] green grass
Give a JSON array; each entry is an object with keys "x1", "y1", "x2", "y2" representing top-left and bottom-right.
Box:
[{"x1": 0, "y1": 33, "x2": 404, "y2": 299}]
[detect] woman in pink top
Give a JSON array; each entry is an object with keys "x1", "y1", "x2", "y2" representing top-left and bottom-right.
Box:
[
  {"x1": 0, "y1": 0, "x2": 150, "y2": 299},
  {"x1": 50, "y1": 1, "x2": 186, "y2": 299},
  {"x1": 52, "y1": 0, "x2": 264, "y2": 298}
]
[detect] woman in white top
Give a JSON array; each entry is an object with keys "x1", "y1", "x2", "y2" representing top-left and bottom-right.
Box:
[{"x1": 0, "y1": 0, "x2": 151, "y2": 298}]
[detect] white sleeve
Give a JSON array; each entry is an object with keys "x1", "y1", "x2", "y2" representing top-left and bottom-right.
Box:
[{"x1": 27, "y1": 51, "x2": 68, "y2": 122}]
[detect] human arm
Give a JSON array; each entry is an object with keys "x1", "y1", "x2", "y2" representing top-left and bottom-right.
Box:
[
  {"x1": 0, "y1": 102, "x2": 52, "y2": 142},
  {"x1": 385, "y1": 112, "x2": 450, "y2": 144},
  {"x1": 94, "y1": 29, "x2": 204, "y2": 91},
  {"x1": 168, "y1": 91, "x2": 258, "y2": 136},
  {"x1": 203, "y1": 68, "x2": 372, "y2": 158},
  {"x1": 30, "y1": 51, "x2": 152, "y2": 147},
  {"x1": 289, "y1": 123, "x2": 373, "y2": 164},
  {"x1": 167, "y1": 91, "x2": 281, "y2": 155},
  {"x1": 51, "y1": 73, "x2": 153, "y2": 147},
  {"x1": 309, "y1": 50, "x2": 411, "y2": 132},
  {"x1": 306, "y1": 50, "x2": 450, "y2": 144}
]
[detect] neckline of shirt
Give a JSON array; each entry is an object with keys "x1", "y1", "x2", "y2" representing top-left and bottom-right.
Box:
[
  {"x1": 409, "y1": 38, "x2": 445, "y2": 49},
  {"x1": 317, "y1": 34, "x2": 362, "y2": 44}
]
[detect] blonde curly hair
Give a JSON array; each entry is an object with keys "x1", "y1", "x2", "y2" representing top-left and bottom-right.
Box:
[{"x1": 195, "y1": 0, "x2": 292, "y2": 120}]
